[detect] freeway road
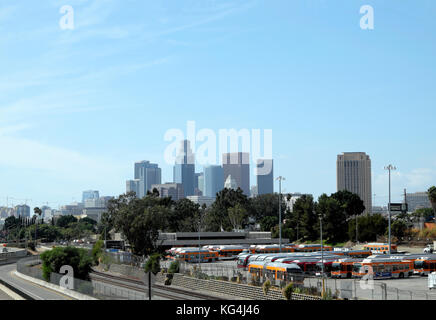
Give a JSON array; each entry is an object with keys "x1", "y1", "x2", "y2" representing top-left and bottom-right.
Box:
[{"x1": 0, "y1": 263, "x2": 73, "y2": 300}]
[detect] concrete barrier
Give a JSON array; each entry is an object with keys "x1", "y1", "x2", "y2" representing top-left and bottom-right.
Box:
[
  {"x1": 108, "y1": 264, "x2": 145, "y2": 280},
  {"x1": 14, "y1": 271, "x2": 98, "y2": 300}
]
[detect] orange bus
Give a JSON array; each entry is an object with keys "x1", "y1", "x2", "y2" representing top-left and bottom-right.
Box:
[
  {"x1": 248, "y1": 261, "x2": 304, "y2": 285},
  {"x1": 215, "y1": 245, "x2": 247, "y2": 260},
  {"x1": 352, "y1": 258, "x2": 413, "y2": 279},
  {"x1": 174, "y1": 248, "x2": 218, "y2": 263},
  {"x1": 363, "y1": 243, "x2": 397, "y2": 254},
  {"x1": 296, "y1": 244, "x2": 333, "y2": 253},
  {"x1": 331, "y1": 258, "x2": 363, "y2": 278},
  {"x1": 250, "y1": 245, "x2": 296, "y2": 254},
  {"x1": 414, "y1": 256, "x2": 436, "y2": 276}
]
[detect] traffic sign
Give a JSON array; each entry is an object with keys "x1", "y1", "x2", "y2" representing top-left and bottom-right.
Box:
[{"x1": 389, "y1": 203, "x2": 408, "y2": 212}]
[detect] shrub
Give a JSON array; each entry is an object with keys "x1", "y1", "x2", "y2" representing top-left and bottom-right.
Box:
[
  {"x1": 144, "y1": 253, "x2": 161, "y2": 275},
  {"x1": 168, "y1": 260, "x2": 180, "y2": 274},
  {"x1": 164, "y1": 273, "x2": 174, "y2": 286},
  {"x1": 282, "y1": 282, "x2": 294, "y2": 300},
  {"x1": 262, "y1": 280, "x2": 271, "y2": 296},
  {"x1": 250, "y1": 274, "x2": 260, "y2": 286},
  {"x1": 322, "y1": 288, "x2": 333, "y2": 300},
  {"x1": 91, "y1": 240, "x2": 104, "y2": 265},
  {"x1": 40, "y1": 246, "x2": 93, "y2": 282}
]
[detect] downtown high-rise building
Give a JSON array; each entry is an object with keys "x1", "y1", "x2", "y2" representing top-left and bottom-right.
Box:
[
  {"x1": 82, "y1": 190, "x2": 99, "y2": 203},
  {"x1": 337, "y1": 152, "x2": 372, "y2": 214},
  {"x1": 126, "y1": 179, "x2": 140, "y2": 197},
  {"x1": 203, "y1": 165, "x2": 224, "y2": 198},
  {"x1": 256, "y1": 159, "x2": 274, "y2": 195},
  {"x1": 406, "y1": 192, "x2": 432, "y2": 212},
  {"x1": 222, "y1": 152, "x2": 250, "y2": 196},
  {"x1": 173, "y1": 140, "x2": 195, "y2": 197},
  {"x1": 133, "y1": 161, "x2": 162, "y2": 198},
  {"x1": 151, "y1": 183, "x2": 184, "y2": 202}
]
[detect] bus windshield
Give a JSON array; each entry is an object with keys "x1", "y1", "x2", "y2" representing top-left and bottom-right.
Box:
[
  {"x1": 332, "y1": 263, "x2": 341, "y2": 271},
  {"x1": 414, "y1": 261, "x2": 424, "y2": 268},
  {"x1": 353, "y1": 264, "x2": 362, "y2": 273}
]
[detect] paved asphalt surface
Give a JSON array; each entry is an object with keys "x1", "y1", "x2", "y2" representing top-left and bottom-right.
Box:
[
  {"x1": 0, "y1": 289, "x2": 12, "y2": 300},
  {"x1": 0, "y1": 263, "x2": 72, "y2": 300}
]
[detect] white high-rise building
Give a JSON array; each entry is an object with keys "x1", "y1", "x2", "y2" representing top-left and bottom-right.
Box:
[{"x1": 337, "y1": 152, "x2": 372, "y2": 214}]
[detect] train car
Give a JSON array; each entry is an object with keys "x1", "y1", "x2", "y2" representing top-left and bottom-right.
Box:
[
  {"x1": 174, "y1": 248, "x2": 219, "y2": 263},
  {"x1": 363, "y1": 243, "x2": 397, "y2": 254},
  {"x1": 352, "y1": 258, "x2": 413, "y2": 279}
]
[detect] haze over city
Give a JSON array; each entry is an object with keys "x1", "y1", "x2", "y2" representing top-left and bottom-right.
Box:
[{"x1": 1, "y1": 0, "x2": 435, "y2": 209}]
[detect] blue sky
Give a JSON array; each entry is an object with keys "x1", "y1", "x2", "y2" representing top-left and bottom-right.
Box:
[{"x1": 0, "y1": 0, "x2": 435, "y2": 208}]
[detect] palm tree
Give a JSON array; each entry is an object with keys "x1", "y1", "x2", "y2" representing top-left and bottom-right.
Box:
[{"x1": 428, "y1": 186, "x2": 436, "y2": 214}]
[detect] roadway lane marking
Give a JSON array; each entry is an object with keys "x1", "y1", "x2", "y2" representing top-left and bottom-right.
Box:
[
  {"x1": 10, "y1": 270, "x2": 73, "y2": 300},
  {"x1": 0, "y1": 283, "x2": 25, "y2": 300}
]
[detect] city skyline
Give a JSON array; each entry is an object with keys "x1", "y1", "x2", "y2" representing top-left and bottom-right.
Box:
[{"x1": 1, "y1": 1, "x2": 436, "y2": 208}]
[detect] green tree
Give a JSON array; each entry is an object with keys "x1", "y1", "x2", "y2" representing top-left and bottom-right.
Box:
[
  {"x1": 204, "y1": 188, "x2": 250, "y2": 231},
  {"x1": 428, "y1": 186, "x2": 436, "y2": 214},
  {"x1": 348, "y1": 214, "x2": 388, "y2": 242},
  {"x1": 412, "y1": 208, "x2": 434, "y2": 223},
  {"x1": 56, "y1": 215, "x2": 78, "y2": 228},
  {"x1": 249, "y1": 193, "x2": 286, "y2": 221},
  {"x1": 292, "y1": 195, "x2": 317, "y2": 242},
  {"x1": 228, "y1": 204, "x2": 248, "y2": 231},
  {"x1": 260, "y1": 216, "x2": 278, "y2": 233},
  {"x1": 167, "y1": 198, "x2": 200, "y2": 232},
  {"x1": 3, "y1": 216, "x2": 19, "y2": 231},
  {"x1": 144, "y1": 253, "x2": 161, "y2": 275},
  {"x1": 40, "y1": 246, "x2": 93, "y2": 281},
  {"x1": 107, "y1": 193, "x2": 170, "y2": 256},
  {"x1": 315, "y1": 194, "x2": 348, "y2": 244},
  {"x1": 391, "y1": 219, "x2": 408, "y2": 240},
  {"x1": 331, "y1": 190, "x2": 366, "y2": 218},
  {"x1": 91, "y1": 240, "x2": 105, "y2": 265}
]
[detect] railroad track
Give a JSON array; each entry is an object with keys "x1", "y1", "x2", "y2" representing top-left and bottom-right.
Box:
[{"x1": 90, "y1": 270, "x2": 224, "y2": 300}]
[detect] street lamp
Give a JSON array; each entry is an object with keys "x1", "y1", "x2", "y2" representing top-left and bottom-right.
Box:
[
  {"x1": 276, "y1": 176, "x2": 285, "y2": 253},
  {"x1": 319, "y1": 212, "x2": 325, "y2": 297},
  {"x1": 384, "y1": 165, "x2": 396, "y2": 255}
]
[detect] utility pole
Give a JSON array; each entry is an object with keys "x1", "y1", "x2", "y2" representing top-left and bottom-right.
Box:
[
  {"x1": 384, "y1": 165, "x2": 396, "y2": 255},
  {"x1": 276, "y1": 176, "x2": 285, "y2": 253},
  {"x1": 319, "y1": 214, "x2": 325, "y2": 297}
]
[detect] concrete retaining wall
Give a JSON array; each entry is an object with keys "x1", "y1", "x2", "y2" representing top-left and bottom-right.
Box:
[
  {"x1": 14, "y1": 271, "x2": 97, "y2": 300},
  {"x1": 108, "y1": 264, "x2": 145, "y2": 280}
]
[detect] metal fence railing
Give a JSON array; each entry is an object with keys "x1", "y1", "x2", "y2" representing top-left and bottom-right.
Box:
[{"x1": 159, "y1": 259, "x2": 436, "y2": 300}]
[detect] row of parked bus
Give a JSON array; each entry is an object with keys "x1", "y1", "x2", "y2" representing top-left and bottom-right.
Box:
[
  {"x1": 165, "y1": 244, "x2": 338, "y2": 262},
  {"x1": 164, "y1": 242, "x2": 400, "y2": 264}
]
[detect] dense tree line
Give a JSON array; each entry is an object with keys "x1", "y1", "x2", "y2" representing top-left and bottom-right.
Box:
[{"x1": 1, "y1": 215, "x2": 97, "y2": 243}]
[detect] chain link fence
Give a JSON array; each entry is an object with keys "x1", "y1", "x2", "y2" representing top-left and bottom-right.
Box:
[{"x1": 159, "y1": 259, "x2": 436, "y2": 300}]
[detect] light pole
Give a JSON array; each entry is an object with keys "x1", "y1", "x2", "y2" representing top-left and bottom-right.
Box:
[
  {"x1": 276, "y1": 176, "x2": 285, "y2": 253},
  {"x1": 319, "y1": 213, "x2": 325, "y2": 297},
  {"x1": 384, "y1": 165, "x2": 396, "y2": 255}
]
